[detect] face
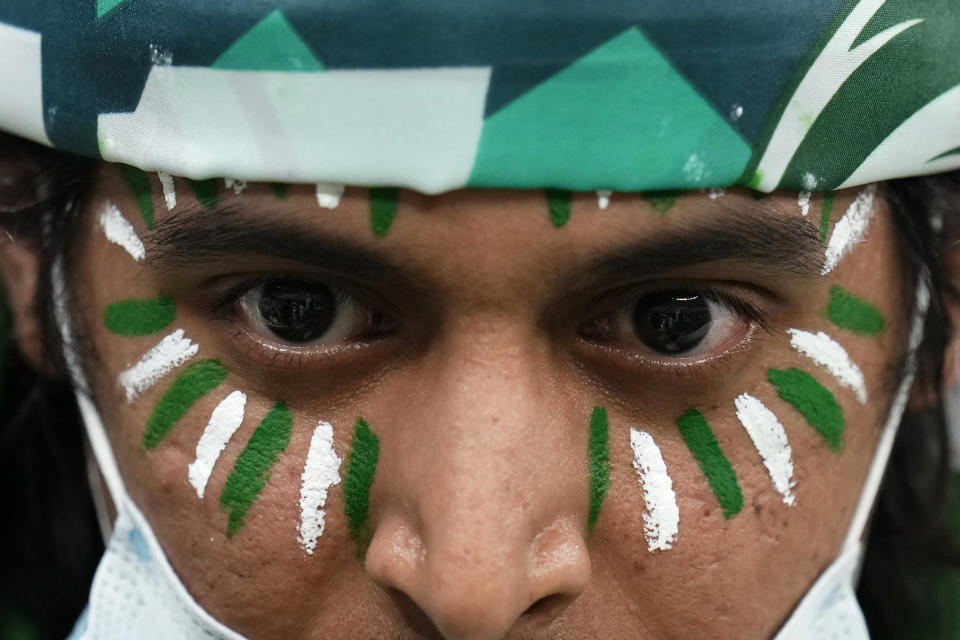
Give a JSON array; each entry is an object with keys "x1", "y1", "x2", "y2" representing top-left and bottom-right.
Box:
[{"x1": 65, "y1": 167, "x2": 905, "y2": 639}]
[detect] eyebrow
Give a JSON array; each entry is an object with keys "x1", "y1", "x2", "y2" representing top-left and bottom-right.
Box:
[{"x1": 145, "y1": 200, "x2": 824, "y2": 289}]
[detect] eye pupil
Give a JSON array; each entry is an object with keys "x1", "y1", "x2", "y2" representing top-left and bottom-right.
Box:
[
  {"x1": 633, "y1": 293, "x2": 712, "y2": 354},
  {"x1": 258, "y1": 280, "x2": 336, "y2": 343}
]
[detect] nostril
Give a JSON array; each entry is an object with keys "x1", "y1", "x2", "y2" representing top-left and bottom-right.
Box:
[
  {"x1": 520, "y1": 593, "x2": 569, "y2": 622},
  {"x1": 387, "y1": 587, "x2": 446, "y2": 640}
]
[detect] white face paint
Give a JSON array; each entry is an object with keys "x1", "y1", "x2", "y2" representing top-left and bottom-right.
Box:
[
  {"x1": 98, "y1": 201, "x2": 145, "y2": 261},
  {"x1": 297, "y1": 420, "x2": 343, "y2": 555},
  {"x1": 787, "y1": 329, "x2": 868, "y2": 404},
  {"x1": 224, "y1": 177, "x2": 247, "y2": 195},
  {"x1": 822, "y1": 185, "x2": 877, "y2": 275},
  {"x1": 157, "y1": 171, "x2": 177, "y2": 210},
  {"x1": 315, "y1": 183, "x2": 345, "y2": 209},
  {"x1": 188, "y1": 390, "x2": 247, "y2": 499},
  {"x1": 734, "y1": 393, "x2": 796, "y2": 506},
  {"x1": 629, "y1": 428, "x2": 679, "y2": 552},
  {"x1": 596, "y1": 189, "x2": 612, "y2": 209},
  {"x1": 118, "y1": 328, "x2": 198, "y2": 402},
  {"x1": 797, "y1": 190, "x2": 812, "y2": 217}
]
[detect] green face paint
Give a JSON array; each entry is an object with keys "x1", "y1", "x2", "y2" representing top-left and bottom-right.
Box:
[
  {"x1": 545, "y1": 189, "x2": 571, "y2": 228},
  {"x1": 120, "y1": 165, "x2": 154, "y2": 229},
  {"x1": 768, "y1": 367, "x2": 845, "y2": 451},
  {"x1": 142, "y1": 359, "x2": 229, "y2": 449},
  {"x1": 819, "y1": 191, "x2": 835, "y2": 244},
  {"x1": 676, "y1": 408, "x2": 743, "y2": 519},
  {"x1": 188, "y1": 178, "x2": 218, "y2": 209},
  {"x1": 587, "y1": 407, "x2": 611, "y2": 532},
  {"x1": 344, "y1": 416, "x2": 380, "y2": 548},
  {"x1": 104, "y1": 296, "x2": 175, "y2": 336},
  {"x1": 642, "y1": 190, "x2": 683, "y2": 214},
  {"x1": 825, "y1": 285, "x2": 885, "y2": 335},
  {"x1": 219, "y1": 401, "x2": 292, "y2": 537},
  {"x1": 370, "y1": 188, "x2": 398, "y2": 238},
  {"x1": 269, "y1": 182, "x2": 290, "y2": 199}
]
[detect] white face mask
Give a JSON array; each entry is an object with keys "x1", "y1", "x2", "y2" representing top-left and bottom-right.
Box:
[{"x1": 63, "y1": 263, "x2": 930, "y2": 640}]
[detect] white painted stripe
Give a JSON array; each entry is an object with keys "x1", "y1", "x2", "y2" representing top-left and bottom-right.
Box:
[
  {"x1": 629, "y1": 428, "x2": 679, "y2": 552},
  {"x1": 821, "y1": 185, "x2": 877, "y2": 275},
  {"x1": 734, "y1": 394, "x2": 797, "y2": 506},
  {"x1": 157, "y1": 171, "x2": 177, "y2": 210},
  {"x1": 797, "y1": 191, "x2": 812, "y2": 217},
  {"x1": 315, "y1": 183, "x2": 345, "y2": 209},
  {"x1": 596, "y1": 190, "x2": 612, "y2": 209},
  {"x1": 118, "y1": 329, "x2": 198, "y2": 402},
  {"x1": 224, "y1": 177, "x2": 247, "y2": 194},
  {"x1": 297, "y1": 420, "x2": 342, "y2": 555},
  {"x1": 98, "y1": 201, "x2": 145, "y2": 261},
  {"x1": 187, "y1": 391, "x2": 246, "y2": 499},
  {"x1": 788, "y1": 329, "x2": 868, "y2": 404},
  {"x1": 708, "y1": 187, "x2": 726, "y2": 200}
]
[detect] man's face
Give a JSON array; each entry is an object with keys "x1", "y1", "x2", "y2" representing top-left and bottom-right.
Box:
[{"x1": 71, "y1": 167, "x2": 905, "y2": 639}]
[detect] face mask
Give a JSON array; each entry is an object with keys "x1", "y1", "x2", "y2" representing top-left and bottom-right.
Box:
[{"x1": 64, "y1": 270, "x2": 930, "y2": 640}]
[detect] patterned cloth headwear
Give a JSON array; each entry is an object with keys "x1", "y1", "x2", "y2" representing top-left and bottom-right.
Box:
[{"x1": 0, "y1": 2, "x2": 957, "y2": 193}]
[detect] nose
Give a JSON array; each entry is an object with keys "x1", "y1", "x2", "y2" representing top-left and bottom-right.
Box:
[{"x1": 364, "y1": 322, "x2": 592, "y2": 639}]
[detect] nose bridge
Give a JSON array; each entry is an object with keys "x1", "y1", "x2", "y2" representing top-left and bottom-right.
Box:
[{"x1": 365, "y1": 319, "x2": 591, "y2": 639}]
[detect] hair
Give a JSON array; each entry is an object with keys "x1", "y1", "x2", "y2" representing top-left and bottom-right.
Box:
[{"x1": 1, "y1": 130, "x2": 959, "y2": 638}]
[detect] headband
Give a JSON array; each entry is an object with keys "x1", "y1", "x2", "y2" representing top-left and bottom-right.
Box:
[{"x1": 0, "y1": 1, "x2": 957, "y2": 193}]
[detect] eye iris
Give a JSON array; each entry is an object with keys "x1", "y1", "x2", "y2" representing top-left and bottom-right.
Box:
[
  {"x1": 257, "y1": 280, "x2": 336, "y2": 343},
  {"x1": 633, "y1": 293, "x2": 712, "y2": 354}
]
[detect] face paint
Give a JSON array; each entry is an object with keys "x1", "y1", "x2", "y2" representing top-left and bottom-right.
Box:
[
  {"x1": 596, "y1": 189, "x2": 612, "y2": 209},
  {"x1": 629, "y1": 428, "x2": 679, "y2": 551},
  {"x1": 821, "y1": 185, "x2": 877, "y2": 275},
  {"x1": 269, "y1": 182, "x2": 290, "y2": 199},
  {"x1": 369, "y1": 188, "x2": 398, "y2": 238},
  {"x1": 104, "y1": 296, "x2": 176, "y2": 336},
  {"x1": 188, "y1": 390, "x2": 247, "y2": 499},
  {"x1": 120, "y1": 165, "x2": 154, "y2": 229},
  {"x1": 224, "y1": 178, "x2": 247, "y2": 194},
  {"x1": 156, "y1": 171, "x2": 176, "y2": 210},
  {"x1": 315, "y1": 183, "x2": 344, "y2": 209},
  {"x1": 119, "y1": 328, "x2": 199, "y2": 402},
  {"x1": 676, "y1": 408, "x2": 743, "y2": 519},
  {"x1": 545, "y1": 189, "x2": 571, "y2": 228},
  {"x1": 734, "y1": 393, "x2": 796, "y2": 506},
  {"x1": 818, "y1": 192, "x2": 835, "y2": 244},
  {"x1": 826, "y1": 285, "x2": 885, "y2": 335},
  {"x1": 587, "y1": 407, "x2": 611, "y2": 533},
  {"x1": 787, "y1": 329, "x2": 867, "y2": 404},
  {"x1": 188, "y1": 178, "x2": 218, "y2": 209},
  {"x1": 98, "y1": 201, "x2": 145, "y2": 261},
  {"x1": 642, "y1": 190, "x2": 682, "y2": 214},
  {"x1": 797, "y1": 190, "x2": 812, "y2": 217},
  {"x1": 297, "y1": 420, "x2": 342, "y2": 555},
  {"x1": 220, "y1": 401, "x2": 292, "y2": 537},
  {"x1": 142, "y1": 358, "x2": 228, "y2": 449},
  {"x1": 708, "y1": 187, "x2": 726, "y2": 200},
  {"x1": 768, "y1": 367, "x2": 845, "y2": 451},
  {"x1": 343, "y1": 416, "x2": 379, "y2": 547}
]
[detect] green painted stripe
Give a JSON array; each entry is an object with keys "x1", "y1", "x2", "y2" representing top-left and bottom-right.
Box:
[
  {"x1": 370, "y1": 188, "x2": 398, "y2": 238},
  {"x1": 676, "y1": 408, "x2": 743, "y2": 519},
  {"x1": 188, "y1": 179, "x2": 218, "y2": 209},
  {"x1": 142, "y1": 359, "x2": 229, "y2": 450},
  {"x1": 587, "y1": 407, "x2": 611, "y2": 532},
  {"x1": 269, "y1": 182, "x2": 290, "y2": 199},
  {"x1": 826, "y1": 285, "x2": 885, "y2": 335},
  {"x1": 819, "y1": 192, "x2": 835, "y2": 245},
  {"x1": 220, "y1": 402, "x2": 292, "y2": 537},
  {"x1": 104, "y1": 296, "x2": 175, "y2": 336},
  {"x1": 769, "y1": 367, "x2": 845, "y2": 451},
  {"x1": 545, "y1": 189, "x2": 571, "y2": 228},
  {"x1": 642, "y1": 190, "x2": 683, "y2": 214},
  {"x1": 120, "y1": 165, "x2": 154, "y2": 229},
  {"x1": 344, "y1": 416, "x2": 380, "y2": 547}
]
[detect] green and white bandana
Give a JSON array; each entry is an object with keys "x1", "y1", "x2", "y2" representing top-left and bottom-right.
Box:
[{"x1": 0, "y1": 0, "x2": 957, "y2": 193}]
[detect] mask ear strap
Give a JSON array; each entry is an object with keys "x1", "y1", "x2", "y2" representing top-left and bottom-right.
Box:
[{"x1": 841, "y1": 277, "x2": 931, "y2": 556}]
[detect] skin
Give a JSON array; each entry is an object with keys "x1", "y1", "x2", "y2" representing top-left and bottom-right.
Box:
[{"x1": 2, "y1": 167, "x2": 910, "y2": 639}]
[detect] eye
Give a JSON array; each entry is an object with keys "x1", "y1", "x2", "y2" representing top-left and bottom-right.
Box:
[
  {"x1": 583, "y1": 287, "x2": 756, "y2": 359},
  {"x1": 237, "y1": 278, "x2": 383, "y2": 347}
]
